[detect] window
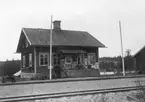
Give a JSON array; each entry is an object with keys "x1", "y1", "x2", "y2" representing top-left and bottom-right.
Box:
[
  {"x1": 76, "y1": 54, "x2": 84, "y2": 65},
  {"x1": 53, "y1": 54, "x2": 58, "y2": 65},
  {"x1": 39, "y1": 53, "x2": 49, "y2": 66},
  {"x1": 88, "y1": 53, "x2": 96, "y2": 65},
  {"x1": 22, "y1": 55, "x2": 25, "y2": 67},
  {"x1": 29, "y1": 53, "x2": 32, "y2": 67}
]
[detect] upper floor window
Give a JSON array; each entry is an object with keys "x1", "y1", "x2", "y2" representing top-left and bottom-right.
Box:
[
  {"x1": 29, "y1": 53, "x2": 32, "y2": 67},
  {"x1": 39, "y1": 53, "x2": 49, "y2": 66}
]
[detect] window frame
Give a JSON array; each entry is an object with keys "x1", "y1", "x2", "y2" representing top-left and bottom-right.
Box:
[{"x1": 39, "y1": 52, "x2": 49, "y2": 66}]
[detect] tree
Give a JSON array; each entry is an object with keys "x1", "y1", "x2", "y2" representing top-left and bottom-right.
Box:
[
  {"x1": 125, "y1": 49, "x2": 131, "y2": 56},
  {"x1": 124, "y1": 49, "x2": 134, "y2": 71}
]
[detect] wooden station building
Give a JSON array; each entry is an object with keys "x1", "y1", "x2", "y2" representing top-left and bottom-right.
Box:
[{"x1": 16, "y1": 20, "x2": 105, "y2": 78}]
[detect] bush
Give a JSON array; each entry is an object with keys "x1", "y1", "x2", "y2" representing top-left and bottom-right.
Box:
[{"x1": 76, "y1": 64, "x2": 85, "y2": 70}]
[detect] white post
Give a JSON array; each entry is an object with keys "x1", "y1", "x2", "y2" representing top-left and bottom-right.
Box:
[
  {"x1": 119, "y1": 21, "x2": 125, "y2": 76},
  {"x1": 49, "y1": 15, "x2": 53, "y2": 80}
]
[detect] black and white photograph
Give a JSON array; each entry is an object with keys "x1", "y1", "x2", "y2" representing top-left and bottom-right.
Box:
[{"x1": 0, "y1": 0, "x2": 145, "y2": 102}]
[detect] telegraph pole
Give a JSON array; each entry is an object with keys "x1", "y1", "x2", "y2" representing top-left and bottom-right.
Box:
[
  {"x1": 119, "y1": 21, "x2": 125, "y2": 76},
  {"x1": 49, "y1": 15, "x2": 53, "y2": 79}
]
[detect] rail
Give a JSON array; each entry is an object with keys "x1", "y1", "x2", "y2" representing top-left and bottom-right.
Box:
[
  {"x1": 0, "y1": 86, "x2": 144, "y2": 102},
  {"x1": 0, "y1": 75, "x2": 145, "y2": 102}
]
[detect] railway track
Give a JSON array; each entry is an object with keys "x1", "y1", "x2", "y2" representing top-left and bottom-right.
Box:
[
  {"x1": 0, "y1": 75, "x2": 145, "y2": 102},
  {"x1": 0, "y1": 86, "x2": 145, "y2": 102}
]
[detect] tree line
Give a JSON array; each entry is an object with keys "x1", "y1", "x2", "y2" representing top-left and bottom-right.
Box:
[
  {"x1": 0, "y1": 60, "x2": 20, "y2": 76},
  {"x1": 99, "y1": 49, "x2": 135, "y2": 73}
]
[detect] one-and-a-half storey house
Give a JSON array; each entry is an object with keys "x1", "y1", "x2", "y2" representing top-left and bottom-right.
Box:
[{"x1": 16, "y1": 20, "x2": 105, "y2": 79}]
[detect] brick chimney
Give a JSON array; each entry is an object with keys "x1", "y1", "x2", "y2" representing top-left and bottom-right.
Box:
[{"x1": 53, "y1": 20, "x2": 61, "y2": 30}]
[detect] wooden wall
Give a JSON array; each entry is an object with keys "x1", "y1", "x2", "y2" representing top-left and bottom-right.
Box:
[
  {"x1": 35, "y1": 46, "x2": 99, "y2": 74},
  {"x1": 135, "y1": 47, "x2": 145, "y2": 71}
]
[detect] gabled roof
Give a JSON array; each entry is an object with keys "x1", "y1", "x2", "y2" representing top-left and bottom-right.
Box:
[{"x1": 17, "y1": 28, "x2": 105, "y2": 52}]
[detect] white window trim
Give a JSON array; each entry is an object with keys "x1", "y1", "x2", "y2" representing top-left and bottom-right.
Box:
[
  {"x1": 29, "y1": 53, "x2": 32, "y2": 67},
  {"x1": 39, "y1": 52, "x2": 49, "y2": 66}
]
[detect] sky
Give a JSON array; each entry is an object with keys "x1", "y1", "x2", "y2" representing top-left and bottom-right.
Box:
[{"x1": 0, "y1": 0, "x2": 145, "y2": 61}]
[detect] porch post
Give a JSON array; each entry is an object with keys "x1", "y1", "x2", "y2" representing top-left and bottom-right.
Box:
[
  {"x1": 97, "y1": 48, "x2": 99, "y2": 63},
  {"x1": 95, "y1": 48, "x2": 99, "y2": 62},
  {"x1": 20, "y1": 53, "x2": 23, "y2": 78},
  {"x1": 34, "y1": 47, "x2": 37, "y2": 73},
  {"x1": 97, "y1": 48, "x2": 100, "y2": 70}
]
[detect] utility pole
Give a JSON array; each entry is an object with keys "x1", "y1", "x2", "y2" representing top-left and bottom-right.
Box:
[
  {"x1": 119, "y1": 21, "x2": 125, "y2": 76},
  {"x1": 49, "y1": 15, "x2": 53, "y2": 79}
]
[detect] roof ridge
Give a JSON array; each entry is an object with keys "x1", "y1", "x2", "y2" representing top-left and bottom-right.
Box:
[
  {"x1": 23, "y1": 27, "x2": 50, "y2": 30},
  {"x1": 23, "y1": 27, "x2": 88, "y2": 33},
  {"x1": 62, "y1": 29, "x2": 88, "y2": 33}
]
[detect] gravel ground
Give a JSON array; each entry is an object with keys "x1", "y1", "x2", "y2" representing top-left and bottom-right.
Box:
[
  {"x1": 20, "y1": 91, "x2": 139, "y2": 102},
  {"x1": 0, "y1": 76, "x2": 145, "y2": 99}
]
